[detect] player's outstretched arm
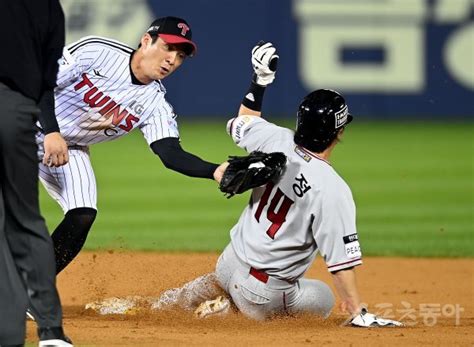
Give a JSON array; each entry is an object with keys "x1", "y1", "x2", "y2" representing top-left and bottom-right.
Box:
[
  {"x1": 151, "y1": 137, "x2": 221, "y2": 180},
  {"x1": 331, "y1": 268, "x2": 363, "y2": 316},
  {"x1": 331, "y1": 268, "x2": 403, "y2": 327},
  {"x1": 238, "y1": 41, "x2": 279, "y2": 117}
]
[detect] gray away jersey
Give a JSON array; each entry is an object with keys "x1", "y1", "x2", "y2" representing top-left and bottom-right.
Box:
[
  {"x1": 44, "y1": 36, "x2": 179, "y2": 146},
  {"x1": 226, "y1": 116, "x2": 362, "y2": 282}
]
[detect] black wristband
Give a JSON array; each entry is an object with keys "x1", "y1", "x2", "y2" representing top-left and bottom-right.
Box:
[{"x1": 241, "y1": 79, "x2": 266, "y2": 112}]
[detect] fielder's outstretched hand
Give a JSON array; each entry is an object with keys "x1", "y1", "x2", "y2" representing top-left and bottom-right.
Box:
[
  {"x1": 349, "y1": 308, "x2": 403, "y2": 328},
  {"x1": 251, "y1": 41, "x2": 279, "y2": 86}
]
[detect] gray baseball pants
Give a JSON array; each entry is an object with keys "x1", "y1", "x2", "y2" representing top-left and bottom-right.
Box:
[{"x1": 215, "y1": 244, "x2": 335, "y2": 320}]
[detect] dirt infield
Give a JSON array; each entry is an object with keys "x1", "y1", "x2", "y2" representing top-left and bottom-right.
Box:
[{"x1": 26, "y1": 252, "x2": 473, "y2": 346}]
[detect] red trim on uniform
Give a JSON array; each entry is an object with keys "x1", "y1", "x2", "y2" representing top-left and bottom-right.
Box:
[
  {"x1": 250, "y1": 267, "x2": 269, "y2": 283},
  {"x1": 283, "y1": 292, "x2": 289, "y2": 315},
  {"x1": 298, "y1": 146, "x2": 331, "y2": 165},
  {"x1": 327, "y1": 258, "x2": 362, "y2": 269}
]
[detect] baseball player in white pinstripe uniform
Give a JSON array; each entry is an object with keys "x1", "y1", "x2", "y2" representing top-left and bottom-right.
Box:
[
  {"x1": 35, "y1": 16, "x2": 228, "y2": 275},
  {"x1": 139, "y1": 42, "x2": 403, "y2": 327}
]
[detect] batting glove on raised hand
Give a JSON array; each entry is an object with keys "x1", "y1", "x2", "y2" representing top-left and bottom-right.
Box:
[
  {"x1": 349, "y1": 308, "x2": 403, "y2": 328},
  {"x1": 251, "y1": 41, "x2": 279, "y2": 86}
]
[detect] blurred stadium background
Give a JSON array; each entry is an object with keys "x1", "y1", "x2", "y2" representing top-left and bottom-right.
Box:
[{"x1": 40, "y1": 0, "x2": 473, "y2": 257}]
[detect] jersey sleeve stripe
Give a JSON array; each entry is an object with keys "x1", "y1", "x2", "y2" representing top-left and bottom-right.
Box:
[
  {"x1": 68, "y1": 36, "x2": 133, "y2": 52},
  {"x1": 69, "y1": 37, "x2": 133, "y2": 55},
  {"x1": 327, "y1": 258, "x2": 362, "y2": 271},
  {"x1": 227, "y1": 117, "x2": 236, "y2": 136}
]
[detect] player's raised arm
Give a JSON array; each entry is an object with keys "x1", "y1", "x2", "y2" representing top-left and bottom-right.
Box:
[{"x1": 238, "y1": 41, "x2": 279, "y2": 117}]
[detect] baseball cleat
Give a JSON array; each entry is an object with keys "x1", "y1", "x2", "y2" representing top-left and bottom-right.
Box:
[
  {"x1": 194, "y1": 296, "x2": 230, "y2": 318},
  {"x1": 84, "y1": 296, "x2": 141, "y2": 315}
]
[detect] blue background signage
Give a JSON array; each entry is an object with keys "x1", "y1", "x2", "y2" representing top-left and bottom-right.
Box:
[{"x1": 62, "y1": 0, "x2": 473, "y2": 119}]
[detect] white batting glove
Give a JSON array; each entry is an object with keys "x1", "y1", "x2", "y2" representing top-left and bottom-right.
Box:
[
  {"x1": 349, "y1": 308, "x2": 403, "y2": 328},
  {"x1": 251, "y1": 41, "x2": 279, "y2": 86}
]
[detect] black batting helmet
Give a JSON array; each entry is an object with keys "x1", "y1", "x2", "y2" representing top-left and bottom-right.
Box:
[{"x1": 294, "y1": 89, "x2": 353, "y2": 153}]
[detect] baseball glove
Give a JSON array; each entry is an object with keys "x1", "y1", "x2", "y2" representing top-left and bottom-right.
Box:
[{"x1": 219, "y1": 151, "x2": 287, "y2": 198}]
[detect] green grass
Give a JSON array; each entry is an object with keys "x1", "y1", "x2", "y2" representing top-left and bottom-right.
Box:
[{"x1": 39, "y1": 120, "x2": 474, "y2": 257}]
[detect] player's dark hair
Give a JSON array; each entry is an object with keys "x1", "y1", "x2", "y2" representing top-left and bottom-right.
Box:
[{"x1": 137, "y1": 33, "x2": 159, "y2": 48}]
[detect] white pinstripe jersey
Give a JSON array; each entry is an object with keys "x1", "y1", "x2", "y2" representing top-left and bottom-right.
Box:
[
  {"x1": 226, "y1": 116, "x2": 362, "y2": 282},
  {"x1": 48, "y1": 36, "x2": 179, "y2": 146}
]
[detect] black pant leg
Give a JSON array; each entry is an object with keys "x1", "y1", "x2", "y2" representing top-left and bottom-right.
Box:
[
  {"x1": 0, "y1": 85, "x2": 62, "y2": 343},
  {"x1": 0, "y1": 201, "x2": 28, "y2": 345}
]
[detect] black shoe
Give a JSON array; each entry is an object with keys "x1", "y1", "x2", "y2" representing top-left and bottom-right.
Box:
[{"x1": 38, "y1": 327, "x2": 73, "y2": 346}]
